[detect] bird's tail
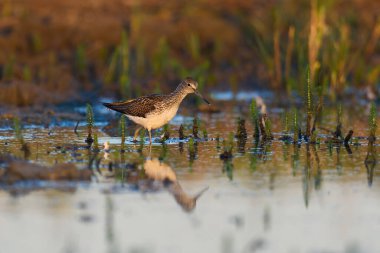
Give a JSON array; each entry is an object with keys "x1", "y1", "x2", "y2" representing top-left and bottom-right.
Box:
[{"x1": 102, "y1": 102, "x2": 127, "y2": 114}]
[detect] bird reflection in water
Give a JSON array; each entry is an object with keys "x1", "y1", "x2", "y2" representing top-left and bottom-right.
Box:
[{"x1": 143, "y1": 158, "x2": 208, "y2": 212}]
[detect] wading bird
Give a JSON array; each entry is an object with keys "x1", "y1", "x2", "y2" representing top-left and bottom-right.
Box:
[{"x1": 103, "y1": 77, "x2": 210, "y2": 143}]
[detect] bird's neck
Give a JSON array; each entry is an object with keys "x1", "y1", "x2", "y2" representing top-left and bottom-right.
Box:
[{"x1": 169, "y1": 88, "x2": 188, "y2": 103}]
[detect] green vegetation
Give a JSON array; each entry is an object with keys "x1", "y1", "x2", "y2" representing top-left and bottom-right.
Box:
[
  {"x1": 13, "y1": 117, "x2": 30, "y2": 158},
  {"x1": 179, "y1": 124, "x2": 185, "y2": 140},
  {"x1": 188, "y1": 137, "x2": 197, "y2": 166},
  {"x1": 264, "y1": 115, "x2": 273, "y2": 140},
  {"x1": 161, "y1": 124, "x2": 170, "y2": 142},
  {"x1": 93, "y1": 133, "x2": 99, "y2": 152},
  {"x1": 13, "y1": 117, "x2": 24, "y2": 145},
  {"x1": 74, "y1": 44, "x2": 87, "y2": 80},
  {"x1": 105, "y1": 31, "x2": 130, "y2": 98},
  {"x1": 2, "y1": 55, "x2": 15, "y2": 81},
  {"x1": 202, "y1": 128, "x2": 208, "y2": 140},
  {"x1": 192, "y1": 117, "x2": 199, "y2": 139},
  {"x1": 138, "y1": 129, "x2": 145, "y2": 154},
  {"x1": 293, "y1": 108, "x2": 299, "y2": 143},
  {"x1": 305, "y1": 66, "x2": 313, "y2": 138},
  {"x1": 86, "y1": 103, "x2": 94, "y2": 145},
  {"x1": 22, "y1": 66, "x2": 32, "y2": 82},
  {"x1": 30, "y1": 33, "x2": 43, "y2": 54},
  {"x1": 119, "y1": 115, "x2": 126, "y2": 152},
  {"x1": 368, "y1": 102, "x2": 377, "y2": 140},
  {"x1": 235, "y1": 118, "x2": 247, "y2": 139},
  {"x1": 250, "y1": 99, "x2": 260, "y2": 138}
]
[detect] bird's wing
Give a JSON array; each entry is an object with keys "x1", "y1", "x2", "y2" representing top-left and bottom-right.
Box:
[{"x1": 103, "y1": 94, "x2": 166, "y2": 118}]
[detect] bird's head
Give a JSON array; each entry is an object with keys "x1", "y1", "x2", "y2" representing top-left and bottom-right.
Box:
[{"x1": 179, "y1": 77, "x2": 210, "y2": 104}]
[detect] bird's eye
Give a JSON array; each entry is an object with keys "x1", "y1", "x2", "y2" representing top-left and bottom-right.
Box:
[{"x1": 187, "y1": 83, "x2": 191, "y2": 86}]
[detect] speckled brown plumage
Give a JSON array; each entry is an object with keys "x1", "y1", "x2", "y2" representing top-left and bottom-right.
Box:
[{"x1": 103, "y1": 94, "x2": 168, "y2": 118}]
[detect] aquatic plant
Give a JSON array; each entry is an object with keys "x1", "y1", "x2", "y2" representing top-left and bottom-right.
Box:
[
  {"x1": 2, "y1": 55, "x2": 15, "y2": 81},
  {"x1": 264, "y1": 115, "x2": 273, "y2": 140},
  {"x1": 258, "y1": 114, "x2": 273, "y2": 141},
  {"x1": 13, "y1": 117, "x2": 30, "y2": 158},
  {"x1": 138, "y1": 129, "x2": 145, "y2": 153},
  {"x1": 136, "y1": 39, "x2": 146, "y2": 78},
  {"x1": 30, "y1": 33, "x2": 43, "y2": 54},
  {"x1": 273, "y1": 9, "x2": 282, "y2": 88},
  {"x1": 258, "y1": 115, "x2": 267, "y2": 140},
  {"x1": 368, "y1": 101, "x2": 377, "y2": 140},
  {"x1": 250, "y1": 99, "x2": 260, "y2": 138},
  {"x1": 188, "y1": 137, "x2": 197, "y2": 165},
  {"x1": 216, "y1": 134, "x2": 221, "y2": 150},
  {"x1": 250, "y1": 151, "x2": 258, "y2": 172},
  {"x1": 291, "y1": 144, "x2": 300, "y2": 176},
  {"x1": 159, "y1": 143, "x2": 168, "y2": 161},
  {"x1": 104, "y1": 31, "x2": 130, "y2": 98},
  {"x1": 86, "y1": 103, "x2": 94, "y2": 145},
  {"x1": 13, "y1": 117, "x2": 24, "y2": 145},
  {"x1": 178, "y1": 142, "x2": 184, "y2": 153},
  {"x1": 161, "y1": 124, "x2": 170, "y2": 142},
  {"x1": 152, "y1": 37, "x2": 170, "y2": 77},
  {"x1": 188, "y1": 137, "x2": 195, "y2": 154},
  {"x1": 179, "y1": 124, "x2": 185, "y2": 140},
  {"x1": 188, "y1": 33, "x2": 201, "y2": 61},
  {"x1": 220, "y1": 132, "x2": 234, "y2": 160},
  {"x1": 285, "y1": 26, "x2": 295, "y2": 94},
  {"x1": 310, "y1": 100, "x2": 323, "y2": 144},
  {"x1": 228, "y1": 132, "x2": 234, "y2": 152},
  {"x1": 365, "y1": 122, "x2": 376, "y2": 183},
  {"x1": 251, "y1": 23, "x2": 275, "y2": 87},
  {"x1": 93, "y1": 133, "x2": 99, "y2": 152},
  {"x1": 293, "y1": 108, "x2": 299, "y2": 143},
  {"x1": 334, "y1": 103, "x2": 343, "y2": 139},
  {"x1": 104, "y1": 47, "x2": 119, "y2": 85},
  {"x1": 119, "y1": 31, "x2": 130, "y2": 98},
  {"x1": 74, "y1": 44, "x2": 87, "y2": 80},
  {"x1": 308, "y1": 0, "x2": 327, "y2": 81},
  {"x1": 305, "y1": 66, "x2": 313, "y2": 138},
  {"x1": 119, "y1": 115, "x2": 126, "y2": 152},
  {"x1": 324, "y1": 23, "x2": 351, "y2": 96},
  {"x1": 223, "y1": 159, "x2": 234, "y2": 181},
  {"x1": 192, "y1": 117, "x2": 199, "y2": 139},
  {"x1": 282, "y1": 111, "x2": 289, "y2": 133},
  {"x1": 22, "y1": 65, "x2": 32, "y2": 82},
  {"x1": 202, "y1": 128, "x2": 208, "y2": 140},
  {"x1": 235, "y1": 117, "x2": 247, "y2": 139}
]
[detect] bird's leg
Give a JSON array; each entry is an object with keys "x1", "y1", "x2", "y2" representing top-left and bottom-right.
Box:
[
  {"x1": 148, "y1": 130, "x2": 152, "y2": 144},
  {"x1": 133, "y1": 127, "x2": 142, "y2": 142}
]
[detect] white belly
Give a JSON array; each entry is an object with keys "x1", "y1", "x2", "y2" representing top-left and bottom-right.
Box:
[{"x1": 127, "y1": 106, "x2": 178, "y2": 130}]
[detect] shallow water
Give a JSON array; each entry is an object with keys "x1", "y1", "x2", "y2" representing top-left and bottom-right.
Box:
[{"x1": 0, "y1": 106, "x2": 379, "y2": 253}]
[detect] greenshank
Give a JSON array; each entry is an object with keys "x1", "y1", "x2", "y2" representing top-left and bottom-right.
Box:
[{"x1": 103, "y1": 77, "x2": 210, "y2": 143}]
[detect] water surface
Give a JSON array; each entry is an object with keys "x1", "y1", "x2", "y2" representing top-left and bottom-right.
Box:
[{"x1": 0, "y1": 106, "x2": 379, "y2": 253}]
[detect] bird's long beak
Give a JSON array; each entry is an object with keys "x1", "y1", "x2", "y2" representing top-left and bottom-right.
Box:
[
  {"x1": 194, "y1": 186, "x2": 209, "y2": 200},
  {"x1": 194, "y1": 90, "x2": 210, "y2": 105}
]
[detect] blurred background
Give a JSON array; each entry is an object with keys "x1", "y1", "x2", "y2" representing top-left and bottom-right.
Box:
[{"x1": 0, "y1": 0, "x2": 379, "y2": 106}]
